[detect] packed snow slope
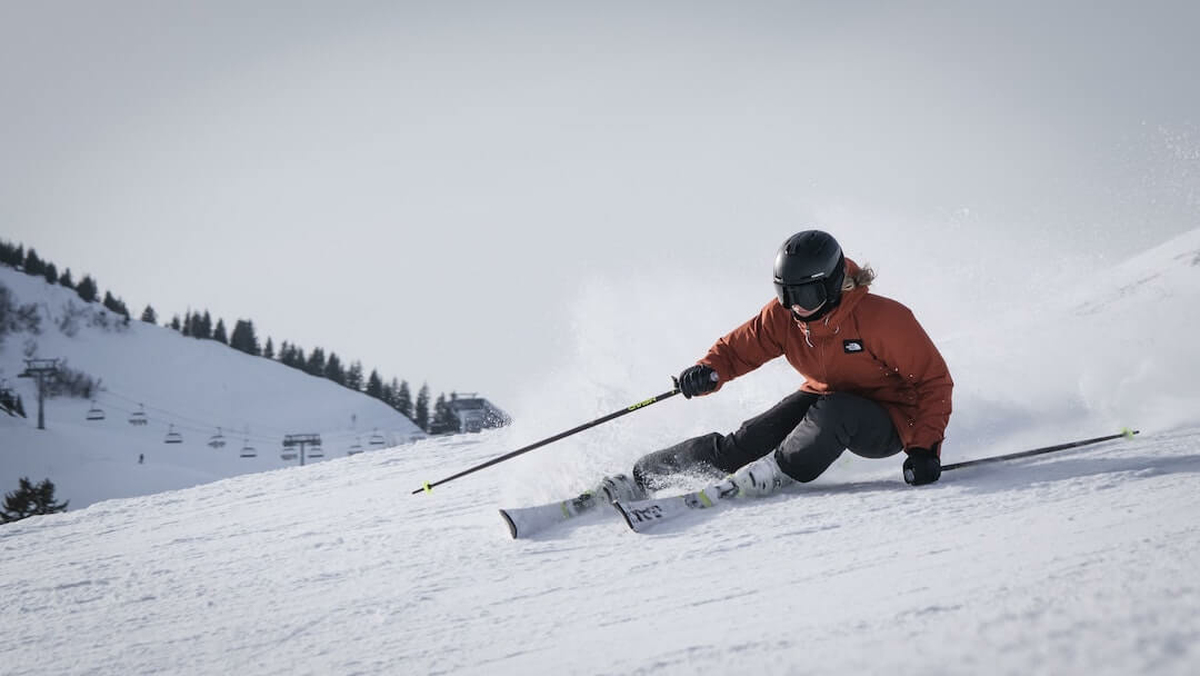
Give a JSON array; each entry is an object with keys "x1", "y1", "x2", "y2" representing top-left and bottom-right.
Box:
[
  {"x1": 1, "y1": 265, "x2": 424, "y2": 508},
  {"x1": 2, "y1": 227, "x2": 1199, "y2": 675},
  {"x1": 1, "y1": 426, "x2": 1198, "y2": 675}
]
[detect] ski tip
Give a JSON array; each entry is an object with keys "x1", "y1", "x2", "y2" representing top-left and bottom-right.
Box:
[{"x1": 498, "y1": 509, "x2": 519, "y2": 539}]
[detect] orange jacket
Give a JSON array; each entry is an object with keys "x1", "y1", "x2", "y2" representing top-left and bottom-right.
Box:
[{"x1": 699, "y1": 260, "x2": 953, "y2": 454}]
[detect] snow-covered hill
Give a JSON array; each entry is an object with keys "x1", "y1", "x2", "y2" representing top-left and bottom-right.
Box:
[
  {"x1": 1, "y1": 266, "x2": 424, "y2": 508},
  {"x1": 1, "y1": 229, "x2": 1199, "y2": 675}
]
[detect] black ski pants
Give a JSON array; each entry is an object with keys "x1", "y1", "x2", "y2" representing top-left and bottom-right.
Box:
[{"x1": 633, "y1": 390, "x2": 904, "y2": 489}]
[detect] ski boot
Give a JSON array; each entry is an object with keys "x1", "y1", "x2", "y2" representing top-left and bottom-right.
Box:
[
  {"x1": 595, "y1": 473, "x2": 648, "y2": 504},
  {"x1": 729, "y1": 453, "x2": 795, "y2": 498}
]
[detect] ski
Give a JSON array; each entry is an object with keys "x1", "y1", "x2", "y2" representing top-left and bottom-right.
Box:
[
  {"x1": 612, "y1": 430, "x2": 1141, "y2": 533},
  {"x1": 499, "y1": 491, "x2": 602, "y2": 539},
  {"x1": 613, "y1": 479, "x2": 741, "y2": 533},
  {"x1": 499, "y1": 474, "x2": 647, "y2": 538}
]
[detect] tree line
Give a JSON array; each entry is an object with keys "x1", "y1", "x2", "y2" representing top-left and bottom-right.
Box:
[
  {"x1": 1, "y1": 477, "x2": 68, "y2": 524},
  {"x1": 1, "y1": 239, "x2": 462, "y2": 434}
]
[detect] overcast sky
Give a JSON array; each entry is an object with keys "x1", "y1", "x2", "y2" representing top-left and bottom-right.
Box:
[{"x1": 3, "y1": 1, "x2": 1198, "y2": 412}]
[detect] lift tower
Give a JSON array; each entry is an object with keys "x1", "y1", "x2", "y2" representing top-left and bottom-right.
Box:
[{"x1": 17, "y1": 358, "x2": 60, "y2": 430}]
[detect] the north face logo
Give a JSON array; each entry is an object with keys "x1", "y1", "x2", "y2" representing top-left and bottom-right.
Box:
[{"x1": 844, "y1": 340, "x2": 864, "y2": 353}]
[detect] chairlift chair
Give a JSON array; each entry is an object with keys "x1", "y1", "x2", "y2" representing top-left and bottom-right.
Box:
[
  {"x1": 369, "y1": 429, "x2": 386, "y2": 447},
  {"x1": 239, "y1": 439, "x2": 257, "y2": 458},
  {"x1": 164, "y1": 425, "x2": 183, "y2": 444},
  {"x1": 280, "y1": 451, "x2": 298, "y2": 461},
  {"x1": 128, "y1": 404, "x2": 149, "y2": 426},
  {"x1": 309, "y1": 443, "x2": 324, "y2": 459},
  {"x1": 86, "y1": 401, "x2": 105, "y2": 421},
  {"x1": 208, "y1": 427, "x2": 227, "y2": 449},
  {"x1": 347, "y1": 437, "x2": 364, "y2": 456}
]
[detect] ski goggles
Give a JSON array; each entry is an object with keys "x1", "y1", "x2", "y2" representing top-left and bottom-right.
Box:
[{"x1": 775, "y1": 279, "x2": 829, "y2": 312}]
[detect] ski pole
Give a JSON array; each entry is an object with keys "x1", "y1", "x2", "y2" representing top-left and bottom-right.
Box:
[
  {"x1": 412, "y1": 382, "x2": 682, "y2": 495},
  {"x1": 942, "y1": 428, "x2": 1139, "y2": 472}
]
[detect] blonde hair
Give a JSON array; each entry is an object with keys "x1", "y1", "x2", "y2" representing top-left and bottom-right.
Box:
[{"x1": 844, "y1": 264, "x2": 876, "y2": 290}]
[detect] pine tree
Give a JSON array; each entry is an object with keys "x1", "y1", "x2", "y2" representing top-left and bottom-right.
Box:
[
  {"x1": 429, "y1": 393, "x2": 461, "y2": 435},
  {"x1": 430, "y1": 393, "x2": 446, "y2": 433},
  {"x1": 1, "y1": 477, "x2": 68, "y2": 523},
  {"x1": 395, "y1": 380, "x2": 413, "y2": 419},
  {"x1": 280, "y1": 341, "x2": 294, "y2": 366},
  {"x1": 15, "y1": 395, "x2": 26, "y2": 418},
  {"x1": 170, "y1": 314, "x2": 182, "y2": 331},
  {"x1": 22, "y1": 249, "x2": 44, "y2": 277},
  {"x1": 324, "y1": 352, "x2": 346, "y2": 385},
  {"x1": 263, "y1": 337, "x2": 275, "y2": 360},
  {"x1": 381, "y1": 379, "x2": 395, "y2": 407},
  {"x1": 0, "y1": 240, "x2": 17, "y2": 267},
  {"x1": 58, "y1": 268, "x2": 74, "y2": 289},
  {"x1": 229, "y1": 320, "x2": 260, "y2": 356},
  {"x1": 414, "y1": 383, "x2": 431, "y2": 432},
  {"x1": 306, "y1": 347, "x2": 326, "y2": 376},
  {"x1": 43, "y1": 262, "x2": 58, "y2": 285},
  {"x1": 213, "y1": 318, "x2": 228, "y2": 344},
  {"x1": 76, "y1": 275, "x2": 98, "y2": 303},
  {"x1": 141, "y1": 305, "x2": 158, "y2": 324},
  {"x1": 346, "y1": 361, "x2": 364, "y2": 391},
  {"x1": 387, "y1": 378, "x2": 402, "y2": 409},
  {"x1": 199, "y1": 311, "x2": 213, "y2": 340},
  {"x1": 366, "y1": 369, "x2": 384, "y2": 399},
  {"x1": 103, "y1": 291, "x2": 119, "y2": 314},
  {"x1": 101, "y1": 292, "x2": 130, "y2": 319}
]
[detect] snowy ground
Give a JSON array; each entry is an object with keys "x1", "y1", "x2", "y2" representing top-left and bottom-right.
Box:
[
  {"x1": 3, "y1": 229, "x2": 1200, "y2": 674},
  {"x1": 1, "y1": 425, "x2": 1197, "y2": 675}
]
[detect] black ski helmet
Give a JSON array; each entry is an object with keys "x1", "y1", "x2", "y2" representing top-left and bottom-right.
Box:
[{"x1": 773, "y1": 230, "x2": 846, "y2": 322}]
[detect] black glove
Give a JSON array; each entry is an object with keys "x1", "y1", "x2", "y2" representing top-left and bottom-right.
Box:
[
  {"x1": 903, "y1": 448, "x2": 941, "y2": 486},
  {"x1": 678, "y1": 365, "x2": 719, "y2": 399}
]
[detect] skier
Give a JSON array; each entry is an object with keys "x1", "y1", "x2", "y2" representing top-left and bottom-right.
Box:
[{"x1": 605, "y1": 229, "x2": 953, "y2": 502}]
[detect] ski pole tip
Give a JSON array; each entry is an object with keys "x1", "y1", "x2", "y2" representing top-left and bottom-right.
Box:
[
  {"x1": 1121, "y1": 428, "x2": 1138, "y2": 439},
  {"x1": 422, "y1": 481, "x2": 433, "y2": 494}
]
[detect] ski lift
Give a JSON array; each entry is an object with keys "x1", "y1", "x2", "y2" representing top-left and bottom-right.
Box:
[
  {"x1": 280, "y1": 450, "x2": 298, "y2": 461},
  {"x1": 164, "y1": 425, "x2": 183, "y2": 444},
  {"x1": 369, "y1": 429, "x2": 386, "y2": 448},
  {"x1": 207, "y1": 427, "x2": 227, "y2": 449},
  {"x1": 86, "y1": 401, "x2": 105, "y2": 421},
  {"x1": 239, "y1": 439, "x2": 257, "y2": 458},
  {"x1": 347, "y1": 437, "x2": 363, "y2": 456},
  {"x1": 128, "y1": 404, "x2": 149, "y2": 426},
  {"x1": 309, "y1": 442, "x2": 324, "y2": 459}
]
